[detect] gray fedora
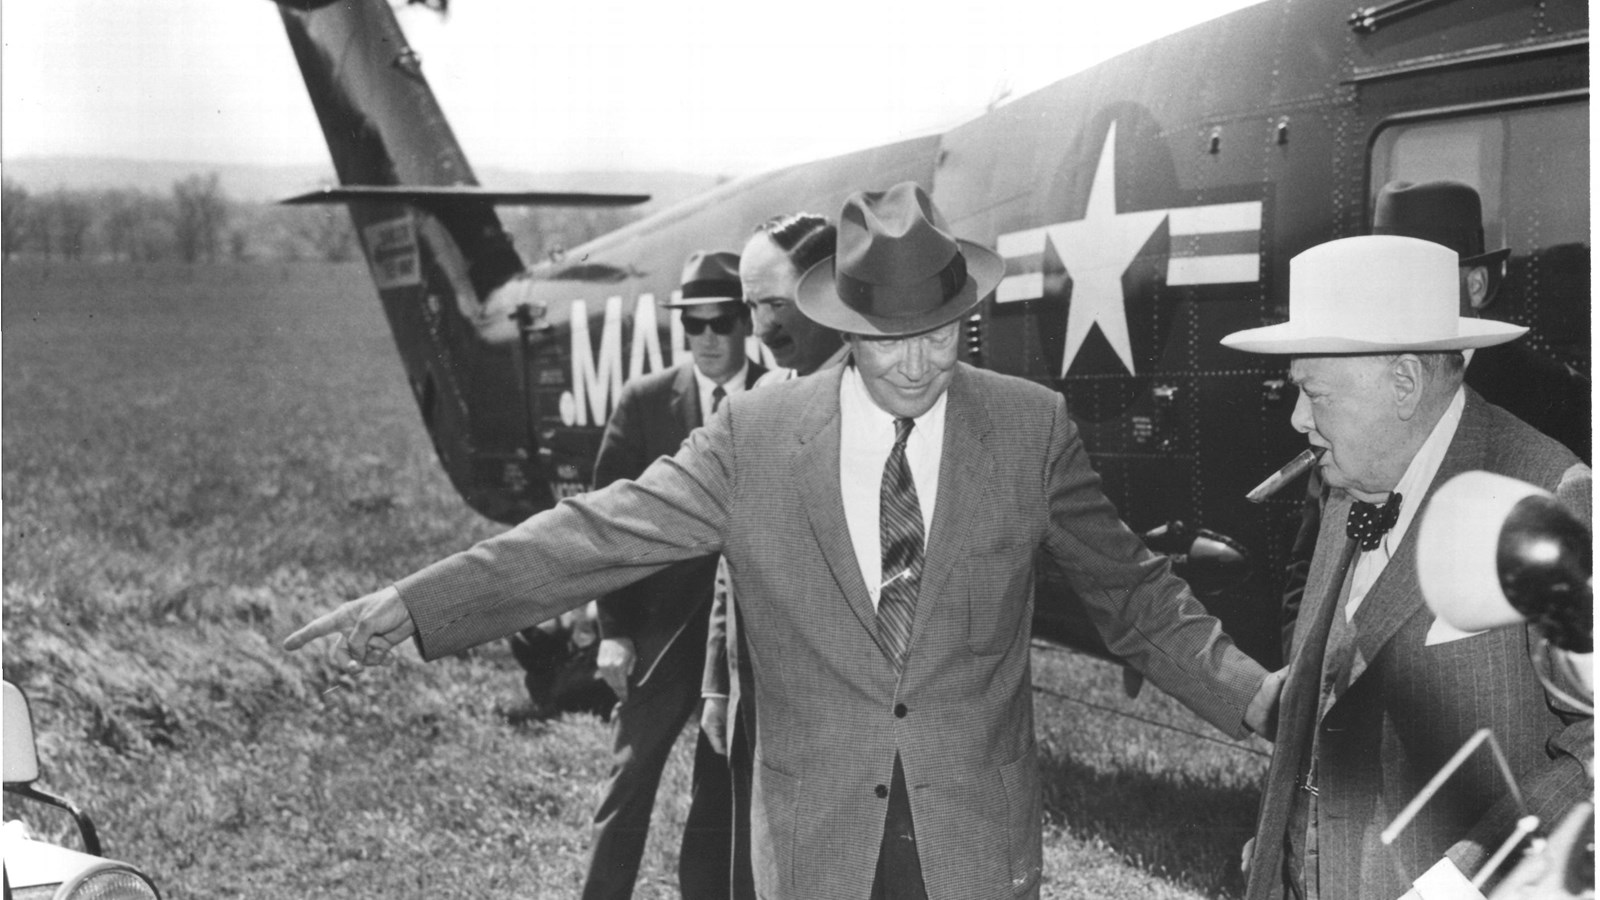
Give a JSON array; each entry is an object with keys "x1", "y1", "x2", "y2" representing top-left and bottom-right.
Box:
[
  {"x1": 795, "y1": 182, "x2": 1004, "y2": 337},
  {"x1": 668, "y1": 250, "x2": 743, "y2": 308}
]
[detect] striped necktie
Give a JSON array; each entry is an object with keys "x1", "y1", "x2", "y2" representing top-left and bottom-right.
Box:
[{"x1": 878, "y1": 417, "x2": 923, "y2": 669}]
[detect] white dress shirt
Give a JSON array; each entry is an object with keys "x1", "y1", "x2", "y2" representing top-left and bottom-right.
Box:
[
  {"x1": 1345, "y1": 386, "x2": 1466, "y2": 620},
  {"x1": 693, "y1": 361, "x2": 748, "y2": 425},
  {"x1": 838, "y1": 364, "x2": 945, "y2": 611}
]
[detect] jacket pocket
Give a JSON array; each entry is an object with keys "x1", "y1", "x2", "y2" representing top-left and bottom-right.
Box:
[
  {"x1": 997, "y1": 743, "x2": 1043, "y2": 894},
  {"x1": 968, "y1": 543, "x2": 1035, "y2": 655},
  {"x1": 751, "y1": 755, "x2": 799, "y2": 895}
]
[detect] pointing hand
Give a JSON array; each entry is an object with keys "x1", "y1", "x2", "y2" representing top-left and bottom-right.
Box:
[{"x1": 283, "y1": 585, "x2": 417, "y2": 673}]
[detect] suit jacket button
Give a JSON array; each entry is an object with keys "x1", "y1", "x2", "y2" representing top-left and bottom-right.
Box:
[
  {"x1": 894, "y1": 703, "x2": 908, "y2": 718},
  {"x1": 875, "y1": 784, "x2": 889, "y2": 799}
]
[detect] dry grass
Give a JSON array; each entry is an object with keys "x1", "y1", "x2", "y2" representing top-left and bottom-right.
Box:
[{"x1": 2, "y1": 260, "x2": 1266, "y2": 898}]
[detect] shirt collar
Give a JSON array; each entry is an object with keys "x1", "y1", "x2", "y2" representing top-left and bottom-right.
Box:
[
  {"x1": 1381, "y1": 386, "x2": 1466, "y2": 550},
  {"x1": 839, "y1": 363, "x2": 948, "y2": 440},
  {"x1": 693, "y1": 361, "x2": 749, "y2": 396}
]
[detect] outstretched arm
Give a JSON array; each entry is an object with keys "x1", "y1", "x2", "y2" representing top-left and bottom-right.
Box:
[
  {"x1": 282, "y1": 402, "x2": 737, "y2": 667},
  {"x1": 1038, "y1": 394, "x2": 1267, "y2": 737}
]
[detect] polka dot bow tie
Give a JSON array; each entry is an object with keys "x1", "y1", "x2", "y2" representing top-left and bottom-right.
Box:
[{"x1": 1346, "y1": 493, "x2": 1403, "y2": 551}]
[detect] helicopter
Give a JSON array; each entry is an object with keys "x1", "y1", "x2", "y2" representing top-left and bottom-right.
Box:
[{"x1": 274, "y1": 0, "x2": 1587, "y2": 671}]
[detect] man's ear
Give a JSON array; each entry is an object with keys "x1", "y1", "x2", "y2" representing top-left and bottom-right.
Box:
[
  {"x1": 1464, "y1": 265, "x2": 1492, "y2": 311},
  {"x1": 1391, "y1": 354, "x2": 1425, "y2": 420}
]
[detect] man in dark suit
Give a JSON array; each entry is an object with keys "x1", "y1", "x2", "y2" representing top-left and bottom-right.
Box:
[
  {"x1": 286, "y1": 183, "x2": 1276, "y2": 899},
  {"x1": 582, "y1": 250, "x2": 765, "y2": 900},
  {"x1": 1224, "y1": 235, "x2": 1592, "y2": 900}
]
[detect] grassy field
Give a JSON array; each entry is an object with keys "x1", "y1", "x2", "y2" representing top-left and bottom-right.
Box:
[{"x1": 2, "y1": 260, "x2": 1268, "y2": 898}]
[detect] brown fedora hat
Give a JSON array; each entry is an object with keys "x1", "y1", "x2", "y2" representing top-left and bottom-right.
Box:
[
  {"x1": 794, "y1": 182, "x2": 1004, "y2": 336},
  {"x1": 667, "y1": 250, "x2": 743, "y2": 307},
  {"x1": 1371, "y1": 180, "x2": 1510, "y2": 270}
]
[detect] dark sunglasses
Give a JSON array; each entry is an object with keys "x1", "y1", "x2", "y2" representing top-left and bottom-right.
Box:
[{"x1": 682, "y1": 313, "x2": 742, "y2": 336}]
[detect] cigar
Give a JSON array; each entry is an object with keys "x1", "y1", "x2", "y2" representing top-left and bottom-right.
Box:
[{"x1": 1245, "y1": 448, "x2": 1324, "y2": 503}]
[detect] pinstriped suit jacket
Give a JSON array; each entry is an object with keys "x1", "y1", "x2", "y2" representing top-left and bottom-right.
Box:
[
  {"x1": 398, "y1": 362, "x2": 1266, "y2": 900},
  {"x1": 1245, "y1": 390, "x2": 1593, "y2": 900}
]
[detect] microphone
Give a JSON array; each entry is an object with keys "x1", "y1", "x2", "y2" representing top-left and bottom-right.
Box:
[{"x1": 1417, "y1": 471, "x2": 1591, "y2": 699}]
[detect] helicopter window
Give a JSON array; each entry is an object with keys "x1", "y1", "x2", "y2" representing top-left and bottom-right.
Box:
[{"x1": 1369, "y1": 99, "x2": 1589, "y2": 255}]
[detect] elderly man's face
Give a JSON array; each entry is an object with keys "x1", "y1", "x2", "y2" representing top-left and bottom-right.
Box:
[
  {"x1": 1288, "y1": 356, "x2": 1414, "y2": 501},
  {"x1": 849, "y1": 321, "x2": 961, "y2": 420},
  {"x1": 682, "y1": 300, "x2": 750, "y2": 384},
  {"x1": 740, "y1": 233, "x2": 838, "y2": 374}
]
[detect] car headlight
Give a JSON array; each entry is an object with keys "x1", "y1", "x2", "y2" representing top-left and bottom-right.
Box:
[
  {"x1": 10, "y1": 866, "x2": 163, "y2": 900},
  {"x1": 62, "y1": 867, "x2": 161, "y2": 900}
]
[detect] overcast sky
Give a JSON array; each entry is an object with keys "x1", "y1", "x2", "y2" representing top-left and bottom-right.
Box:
[{"x1": 3, "y1": 0, "x2": 1263, "y2": 177}]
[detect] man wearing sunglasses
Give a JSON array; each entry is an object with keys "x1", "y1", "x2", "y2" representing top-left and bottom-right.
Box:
[{"x1": 581, "y1": 250, "x2": 766, "y2": 900}]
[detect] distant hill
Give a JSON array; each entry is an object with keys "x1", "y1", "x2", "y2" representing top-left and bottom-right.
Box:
[{"x1": 1, "y1": 155, "x2": 725, "y2": 211}]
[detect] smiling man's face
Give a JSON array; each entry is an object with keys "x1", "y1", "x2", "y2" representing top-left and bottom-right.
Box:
[{"x1": 848, "y1": 321, "x2": 961, "y2": 420}]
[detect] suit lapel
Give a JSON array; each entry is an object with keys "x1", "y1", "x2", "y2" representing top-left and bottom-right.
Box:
[
  {"x1": 743, "y1": 362, "x2": 767, "y2": 391},
  {"x1": 791, "y1": 368, "x2": 883, "y2": 650},
  {"x1": 671, "y1": 363, "x2": 701, "y2": 430},
  {"x1": 1336, "y1": 392, "x2": 1491, "y2": 693},
  {"x1": 909, "y1": 367, "x2": 993, "y2": 654},
  {"x1": 1247, "y1": 486, "x2": 1356, "y2": 900},
  {"x1": 1299, "y1": 490, "x2": 1354, "y2": 657},
  {"x1": 1284, "y1": 489, "x2": 1356, "y2": 705}
]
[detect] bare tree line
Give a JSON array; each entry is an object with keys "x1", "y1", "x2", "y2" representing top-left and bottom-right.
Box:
[
  {"x1": 2, "y1": 173, "x2": 358, "y2": 265},
  {"x1": 2, "y1": 172, "x2": 655, "y2": 268}
]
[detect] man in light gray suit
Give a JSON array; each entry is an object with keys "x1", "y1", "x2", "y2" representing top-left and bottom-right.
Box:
[
  {"x1": 1224, "y1": 235, "x2": 1592, "y2": 900},
  {"x1": 286, "y1": 182, "x2": 1276, "y2": 900}
]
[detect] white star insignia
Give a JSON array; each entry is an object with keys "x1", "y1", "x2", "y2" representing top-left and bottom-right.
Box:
[
  {"x1": 1044, "y1": 123, "x2": 1164, "y2": 376},
  {"x1": 994, "y1": 123, "x2": 1264, "y2": 378}
]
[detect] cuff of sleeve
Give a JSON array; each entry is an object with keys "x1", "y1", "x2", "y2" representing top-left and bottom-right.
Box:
[
  {"x1": 702, "y1": 692, "x2": 729, "y2": 700},
  {"x1": 391, "y1": 584, "x2": 432, "y2": 660},
  {"x1": 1412, "y1": 857, "x2": 1484, "y2": 900}
]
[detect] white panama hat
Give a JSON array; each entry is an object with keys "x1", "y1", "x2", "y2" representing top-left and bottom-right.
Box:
[{"x1": 1221, "y1": 234, "x2": 1526, "y2": 354}]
